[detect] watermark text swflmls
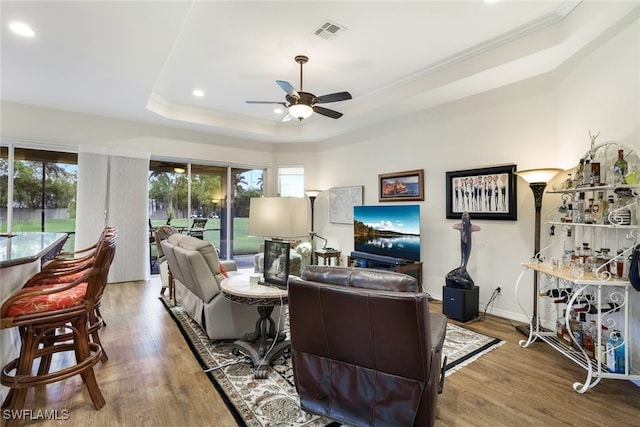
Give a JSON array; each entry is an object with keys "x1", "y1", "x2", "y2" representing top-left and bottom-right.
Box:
[{"x1": 2, "y1": 409, "x2": 70, "y2": 421}]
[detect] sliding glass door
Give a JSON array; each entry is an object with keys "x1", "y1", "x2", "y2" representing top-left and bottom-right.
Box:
[{"x1": 148, "y1": 160, "x2": 264, "y2": 270}]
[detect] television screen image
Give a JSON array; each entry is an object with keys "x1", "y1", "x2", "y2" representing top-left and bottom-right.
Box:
[{"x1": 353, "y1": 205, "x2": 421, "y2": 262}]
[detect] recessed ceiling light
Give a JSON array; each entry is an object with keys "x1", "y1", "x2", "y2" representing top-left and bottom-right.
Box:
[
  {"x1": 274, "y1": 107, "x2": 283, "y2": 114},
  {"x1": 193, "y1": 89, "x2": 204, "y2": 97},
  {"x1": 9, "y1": 22, "x2": 35, "y2": 37}
]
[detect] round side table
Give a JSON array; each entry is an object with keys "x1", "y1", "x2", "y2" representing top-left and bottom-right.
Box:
[{"x1": 220, "y1": 275, "x2": 289, "y2": 378}]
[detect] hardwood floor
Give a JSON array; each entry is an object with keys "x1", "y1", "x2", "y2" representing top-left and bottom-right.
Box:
[{"x1": 8, "y1": 278, "x2": 640, "y2": 426}]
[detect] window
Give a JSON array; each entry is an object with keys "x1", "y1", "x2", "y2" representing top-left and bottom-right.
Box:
[
  {"x1": 278, "y1": 166, "x2": 304, "y2": 197},
  {"x1": 1, "y1": 145, "x2": 77, "y2": 251}
]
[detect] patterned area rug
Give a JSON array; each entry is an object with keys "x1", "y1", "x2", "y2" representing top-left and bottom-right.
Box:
[{"x1": 160, "y1": 298, "x2": 503, "y2": 426}]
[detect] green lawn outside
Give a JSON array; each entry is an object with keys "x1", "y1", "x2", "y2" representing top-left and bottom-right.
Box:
[{"x1": 12, "y1": 217, "x2": 262, "y2": 258}]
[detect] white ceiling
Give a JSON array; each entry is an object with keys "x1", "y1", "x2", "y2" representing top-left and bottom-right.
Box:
[{"x1": 0, "y1": 1, "x2": 634, "y2": 144}]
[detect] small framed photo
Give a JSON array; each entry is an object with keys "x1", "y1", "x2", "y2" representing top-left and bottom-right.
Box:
[
  {"x1": 378, "y1": 169, "x2": 424, "y2": 202},
  {"x1": 445, "y1": 164, "x2": 517, "y2": 221},
  {"x1": 263, "y1": 239, "x2": 291, "y2": 288}
]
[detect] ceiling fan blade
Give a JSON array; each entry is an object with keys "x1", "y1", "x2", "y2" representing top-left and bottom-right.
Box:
[
  {"x1": 316, "y1": 91, "x2": 352, "y2": 103},
  {"x1": 276, "y1": 80, "x2": 299, "y2": 99},
  {"x1": 246, "y1": 101, "x2": 288, "y2": 106},
  {"x1": 313, "y1": 105, "x2": 343, "y2": 119}
]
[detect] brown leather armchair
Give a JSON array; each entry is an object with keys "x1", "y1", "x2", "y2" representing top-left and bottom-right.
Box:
[{"x1": 288, "y1": 266, "x2": 447, "y2": 427}]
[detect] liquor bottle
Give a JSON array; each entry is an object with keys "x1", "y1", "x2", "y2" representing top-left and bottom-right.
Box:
[
  {"x1": 583, "y1": 159, "x2": 592, "y2": 186},
  {"x1": 615, "y1": 249, "x2": 625, "y2": 278},
  {"x1": 585, "y1": 198, "x2": 596, "y2": 223},
  {"x1": 565, "y1": 173, "x2": 573, "y2": 189},
  {"x1": 591, "y1": 162, "x2": 601, "y2": 186},
  {"x1": 564, "y1": 203, "x2": 573, "y2": 223},
  {"x1": 563, "y1": 228, "x2": 574, "y2": 266},
  {"x1": 596, "y1": 248, "x2": 612, "y2": 273},
  {"x1": 575, "y1": 158, "x2": 585, "y2": 187},
  {"x1": 613, "y1": 149, "x2": 628, "y2": 185},
  {"x1": 569, "y1": 311, "x2": 583, "y2": 350},
  {"x1": 606, "y1": 330, "x2": 625, "y2": 374},
  {"x1": 573, "y1": 192, "x2": 586, "y2": 223},
  {"x1": 583, "y1": 322, "x2": 595, "y2": 359},
  {"x1": 595, "y1": 191, "x2": 605, "y2": 224}
]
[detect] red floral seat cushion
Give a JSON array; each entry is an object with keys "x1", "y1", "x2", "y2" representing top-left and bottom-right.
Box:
[
  {"x1": 24, "y1": 271, "x2": 85, "y2": 288},
  {"x1": 6, "y1": 283, "x2": 87, "y2": 317}
]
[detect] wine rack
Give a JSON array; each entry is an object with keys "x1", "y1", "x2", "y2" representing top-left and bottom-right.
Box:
[{"x1": 516, "y1": 141, "x2": 640, "y2": 393}]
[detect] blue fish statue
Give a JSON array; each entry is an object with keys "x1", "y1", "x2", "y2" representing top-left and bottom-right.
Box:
[{"x1": 446, "y1": 211, "x2": 481, "y2": 289}]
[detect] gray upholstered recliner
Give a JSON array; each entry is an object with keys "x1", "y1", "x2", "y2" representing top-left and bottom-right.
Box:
[
  {"x1": 161, "y1": 234, "x2": 283, "y2": 340},
  {"x1": 288, "y1": 266, "x2": 447, "y2": 427},
  {"x1": 155, "y1": 225, "x2": 179, "y2": 296}
]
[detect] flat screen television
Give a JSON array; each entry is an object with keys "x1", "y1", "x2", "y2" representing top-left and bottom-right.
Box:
[{"x1": 353, "y1": 205, "x2": 421, "y2": 262}]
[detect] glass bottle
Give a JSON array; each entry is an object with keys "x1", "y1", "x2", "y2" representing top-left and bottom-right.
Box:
[
  {"x1": 591, "y1": 162, "x2": 601, "y2": 186},
  {"x1": 573, "y1": 192, "x2": 586, "y2": 223},
  {"x1": 564, "y1": 203, "x2": 573, "y2": 223},
  {"x1": 606, "y1": 330, "x2": 625, "y2": 374},
  {"x1": 583, "y1": 322, "x2": 595, "y2": 359},
  {"x1": 585, "y1": 198, "x2": 595, "y2": 223},
  {"x1": 565, "y1": 173, "x2": 573, "y2": 189},
  {"x1": 563, "y1": 228, "x2": 574, "y2": 266},
  {"x1": 582, "y1": 244, "x2": 594, "y2": 272},
  {"x1": 595, "y1": 191, "x2": 605, "y2": 224},
  {"x1": 615, "y1": 249, "x2": 625, "y2": 278},
  {"x1": 613, "y1": 149, "x2": 628, "y2": 185},
  {"x1": 575, "y1": 158, "x2": 585, "y2": 187},
  {"x1": 583, "y1": 159, "x2": 592, "y2": 186},
  {"x1": 597, "y1": 248, "x2": 612, "y2": 273}
]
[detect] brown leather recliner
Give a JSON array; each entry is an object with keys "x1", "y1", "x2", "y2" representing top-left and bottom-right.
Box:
[{"x1": 288, "y1": 266, "x2": 447, "y2": 427}]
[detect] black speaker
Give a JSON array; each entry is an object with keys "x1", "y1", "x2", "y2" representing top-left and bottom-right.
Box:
[{"x1": 442, "y1": 285, "x2": 479, "y2": 322}]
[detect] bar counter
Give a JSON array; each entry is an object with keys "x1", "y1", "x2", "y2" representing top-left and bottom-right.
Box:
[
  {"x1": 1, "y1": 232, "x2": 68, "y2": 268},
  {"x1": 0, "y1": 232, "x2": 68, "y2": 403}
]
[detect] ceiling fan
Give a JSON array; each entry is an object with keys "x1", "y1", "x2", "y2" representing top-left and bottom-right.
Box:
[{"x1": 246, "y1": 55, "x2": 352, "y2": 121}]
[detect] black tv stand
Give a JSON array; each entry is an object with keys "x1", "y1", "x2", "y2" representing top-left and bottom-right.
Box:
[{"x1": 348, "y1": 251, "x2": 422, "y2": 286}]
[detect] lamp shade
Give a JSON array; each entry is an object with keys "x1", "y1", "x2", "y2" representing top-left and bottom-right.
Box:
[
  {"x1": 305, "y1": 190, "x2": 321, "y2": 198},
  {"x1": 515, "y1": 168, "x2": 563, "y2": 184},
  {"x1": 248, "y1": 197, "x2": 309, "y2": 238},
  {"x1": 289, "y1": 104, "x2": 313, "y2": 120}
]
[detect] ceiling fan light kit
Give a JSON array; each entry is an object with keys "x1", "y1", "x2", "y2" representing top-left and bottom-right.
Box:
[
  {"x1": 246, "y1": 55, "x2": 352, "y2": 122},
  {"x1": 289, "y1": 103, "x2": 313, "y2": 120}
]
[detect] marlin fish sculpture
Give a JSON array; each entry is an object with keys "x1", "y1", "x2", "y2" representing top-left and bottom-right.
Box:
[{"x1": 446, "y1": 211, "x2": 481, "y2": 289}]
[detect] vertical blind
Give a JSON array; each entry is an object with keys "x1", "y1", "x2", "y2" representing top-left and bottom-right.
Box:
[{"x1": 77, "y1": 147, "x2": 150, "y2": 283}]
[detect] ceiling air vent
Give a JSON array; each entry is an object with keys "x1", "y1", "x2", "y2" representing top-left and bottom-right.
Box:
[{"x1": 314, "y1": 20, "x2": 347, "y2": 39}]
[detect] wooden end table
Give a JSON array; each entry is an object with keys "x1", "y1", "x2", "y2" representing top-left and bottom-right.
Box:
[
  {"x1": 313, "y1": 249, "x2": 341, "y2": 266},
  {"x1": 220, "y1": 275, "x2": 289, "y2": 378}
]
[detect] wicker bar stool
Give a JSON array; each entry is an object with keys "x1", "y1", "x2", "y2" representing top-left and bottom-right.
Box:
[
  {"x1": 25, "y1": 226, "x2": 117, "y2": 364},
  {"x1": 0, "y1": 232, "x2": 117, "y2": 426}
]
